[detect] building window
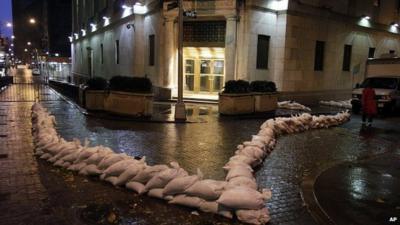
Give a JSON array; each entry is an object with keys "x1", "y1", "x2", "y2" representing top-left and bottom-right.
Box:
[
  {"x1": 100, "y1": 44, "x2": 104, "y2": 64},
  {"x1": 314, "y1": 41, "x2": 325, "y2": 71},
  {"x1": 115, "y1": 40, "x2": 119, "y2": 64},
  {"x1": 342, "y1": 44, "x2": 352, "y2": 71},
  {"x1": 256, "y1": 35, "x2": 270, "y2": 69},
  {"x1": 368, "y1": 47, "x2": 375, "y2": 58},
  {"x1": 149, "y1": 35, "x2": 155, "y2": 66}
]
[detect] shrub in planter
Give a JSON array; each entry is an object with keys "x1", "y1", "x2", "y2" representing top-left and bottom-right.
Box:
[
  {"x1": 223, "y1": 80, "x2": 250, "y2": 94},
  {"x1": 250, "y1": 81, "x2": 277, "y2": 93},
  {"x1": 105, "y1": 76, "x2": 153, "y2": 116},
  {"x1": 219, "y1": 80, "x2": 253, "y2": 115},
  {"x1": 84, "y1": 77, "x2": 108, "y2": 110},
  {"x1": 109, "y1": 76, "x2": 152, "y2": 93},
  {"x1": 86, "y1": 77, "x2": 108, "y2": 90},
  {"x1": 250, "y1": 80, "x2": 278, "y2": 112}
]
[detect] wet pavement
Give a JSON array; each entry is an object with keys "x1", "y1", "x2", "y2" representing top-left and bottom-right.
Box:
[
  {"x1": 314, "y1": 153, "x2": 400, "y2": 225},
  {"x1": 1, "y1": 68, "x2": 400, "y2": 225}
]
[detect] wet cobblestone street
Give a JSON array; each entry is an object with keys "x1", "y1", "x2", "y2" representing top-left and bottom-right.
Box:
[{"x1": 1, "y1": 70, "x2": 400, "y2": 225}]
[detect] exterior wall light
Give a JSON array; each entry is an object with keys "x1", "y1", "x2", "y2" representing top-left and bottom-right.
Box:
[
  {"x1": 90, "y1": 23, "x2": 97, "y2": 32},
  {"x1": 6, "y1": 22, "x2": 12, "y2": 27},
  {"x1": 103, "y1": 16, "x2": 110, "y2": 26},
  {"x1": 11, "y1": 35, "x2": 15, "y2": 39},
  {"x1": 68, "y1": 36, "x2": 73, "y2": 42},
  {"x1": 55, "y1": 53, "x2": 59, "y2": 57},
  {"x1": 122, "y1": 5, "x2": 133, "y2": 17},
  {"x1": 27, "y1": 41, "x2": 31, "y2": 46},
  {"x1": 362, "y1": 15, "x2": 371, "y2": 20},
  {"x1": 74, "y1": 33, "x2": 79, "y2": 39},
  {"x1": 133, "y1": 4, "x2": 147, "y2": 14},
  {"x1": 391, "y1": 22, "x2": 399, "y2": 27},
  {"x1": 81, "y1": 29, "x2": 86, "y2": 36},
  {"x1": 24, "y1": 48, "x2": 28, "y2": 52}
]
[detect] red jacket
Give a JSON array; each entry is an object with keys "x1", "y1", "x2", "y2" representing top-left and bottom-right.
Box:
[{"x1": 362, "y1": 87, "x2": 377, "y2": 115}]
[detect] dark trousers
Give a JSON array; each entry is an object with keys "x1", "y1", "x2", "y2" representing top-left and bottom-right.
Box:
[{"x1": 362, "y1": 113, "x2": 373, "y2": 123}]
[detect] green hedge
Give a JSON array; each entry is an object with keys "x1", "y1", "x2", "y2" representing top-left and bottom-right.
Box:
[
  {"x1": 86, "y1": 77, "x2": 108, "y2": 90},
  {"x1": 109, "y1": 76, "x2": 152, "y2": 93}
]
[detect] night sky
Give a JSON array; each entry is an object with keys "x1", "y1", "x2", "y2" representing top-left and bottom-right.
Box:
[{"x1": 0, "y1": 0, "x2": 13, "y2": 37}]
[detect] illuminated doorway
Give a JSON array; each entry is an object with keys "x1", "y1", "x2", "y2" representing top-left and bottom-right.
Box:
[{"x1": 183, "y1": 47, "x2": 225, "y2": 99}]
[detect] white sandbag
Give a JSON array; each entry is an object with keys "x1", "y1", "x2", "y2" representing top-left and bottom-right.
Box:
[
  {"x1": 125, "y1": 181, "x2": 146, "y2": 194},
  {"x1": 223, "y1": 161, "x2": 253, "y2": 171},
  {"x1": 238, "y1": 146, "x2": 266, "y2": 160},
  {"x1": 236, "y1": 208, "x2": 270, "y2": 225},
  {"x1": 40, "y1": 153, "x2": 52, "y2": 160},
  {"x1": 132, "y1": 164, "x2": 169, "y2": 183},
  {"x1": 85, "y1": 150, "x2": 112, "y2": 165},
  {"x1": 75, "y1": 147, "x2": 99, "y2": 163},
  {"x1": 53, "y1": 159, "x2": 64, "y2": 167},
  {"x1": 114, "y1": 163, "x2": 146, "y2": 186},
  {"x1": 257, "y1": 127, "x2": 274, "y2": 138},
  {"x1": 147, "y1": 188, "x2": 165, "y2": 199},
  {"x1": 217, "y1": 187, "x2": 267, "y2": 210},
  {"x1": 97, "y1": 153, "x2": 129, "y2": 170},
  {"x1": 185, "y1": 179, "x2": 226, "y2": 201},
  {"x1": 225, "y1": 166, "x2": 253, "y2": 181},
  {"x1": 104, "y1": 176, "x2": 118, "y2": 185},
  {"x1": 79, "y1": 164, "x2": 102, "y2": 176},
  {"x1": 226, "y1": 176, "x2": 257, "y2": 190},
  {"x1": 198, "y1": 201, "x2": 233, "y2": 219},
  {"x1": 61, "y1": 150, "x2": 80, "y2": 163},
  {"x1": 144, "y1": 163, "x2": 188, "y2": 190},
  {"x1": 62, "y1": 161, "x2": 71, "y2": 168},
  {"x1": 169, "y1": 195, "x2": 204, "y2": 209},
  {"x1": 163, "y1": 169, "x2": 203, "y2": 196},
  {"x1": 228, "y1": 155, "x2": 259, "y2": 167},
  {"x1": 102, "y1": 159, "x2": 135, "y2": 176}
]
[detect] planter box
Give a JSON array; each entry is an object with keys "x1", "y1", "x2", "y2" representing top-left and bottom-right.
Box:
[
  {"x1": 219, "y1": 93, "x2": 254, "y2": 115},
  {"x1": 104, "y1": 91, "x2": 153, "y2": 117},
  {"x1": 253, "y1": 92, "x2": 278, "y2": 112},
  {"x1": 85, "y1": 90, "x2": 106, "y2": 111}
]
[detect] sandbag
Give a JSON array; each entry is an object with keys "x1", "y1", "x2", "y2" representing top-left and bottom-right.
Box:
[
  {"x1": 79, "y1": 164, "x2": 102, "y2": 176},
  {"x1": 114, "y1": 163, "x2": 145, "y2": 186},
  {"x1": 126, "y1": 181, "x2": 146, "y2": 194},
  {"x1": 185, "y1": 179, "x2": 226, "y2": 201},
  {"x1": 217, "y1": 187, "x2": 268, "y2": 210},
  {"x1": 97, "y1": 153, "x2": 128, "y2": 170},
  {"x1": 147, "y1": 188, "x2": 165, "y2": 199},
  {"x1": 225, "y1": 166, "x2": 253, "y2": 181},
  {"x1": 145, "y1": 166, "x2": 188, "y2": 191},
  {"x1": 169, "y1": 195, "x2": 204, "y2": 209},
  {"x1": 102, "y1": 159, "x2": 137, "y2": 178},
  {"x1": 163, "y1": 169, "x2": 202, "y2": 196},
  {"x1": 198, "y1": 201, "x2": 233, "y2": 219},
  {"x1": 226, "y1": 176, "x2": 257, "y2": 190},
  {"x1": 132, "y1": 164, "x2": 169, "y2": 183},
  {"x1": 236, "y1": 208, "x2": 270, "y2": 225}
]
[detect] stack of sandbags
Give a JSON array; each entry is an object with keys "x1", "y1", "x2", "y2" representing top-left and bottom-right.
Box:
[
  {"x1": 31, "y1": 102, "x2": 351, "y2": 225},
  {"x1": 320, "y1": 99, "x2": 352, "y2": 109},
  {"x1": 31, "y1": 102, "x2": 270, "y2": 224},
  {"x1": 278, "y1": 101, "x2": 311, "y2": 111}
]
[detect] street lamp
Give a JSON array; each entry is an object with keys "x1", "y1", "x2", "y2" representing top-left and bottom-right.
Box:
[
  {"x1": 174, "y1": 0, "x2": 186, "y2": 121},
  {"x1": 29, "y1": 18, "x2": 36, "y2": 24}
]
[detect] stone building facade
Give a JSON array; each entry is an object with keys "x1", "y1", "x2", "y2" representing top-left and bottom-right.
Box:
[{"x1": 71, "y1": 0, "x2": 400, "y2": 102}]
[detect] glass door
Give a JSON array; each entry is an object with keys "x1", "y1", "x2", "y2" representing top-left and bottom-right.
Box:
[{"x1": 184, "y1": 59, "x2": 195, "y2": 91}]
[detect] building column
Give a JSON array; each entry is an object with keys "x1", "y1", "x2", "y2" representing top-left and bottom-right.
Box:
[
  {"x1": 164, "y1": 17, "x2": 175, "y2": 88},
  {"x1": 133, "y1": 14, "x2": 145, "y2": 75},
  {"x1": 225, "y1": 15, "x2": 238, "y2": 81}
]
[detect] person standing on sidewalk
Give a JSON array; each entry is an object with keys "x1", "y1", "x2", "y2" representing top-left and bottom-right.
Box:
[{"x1": 361, "y1": 83, "x2": 377, "y2": 126}]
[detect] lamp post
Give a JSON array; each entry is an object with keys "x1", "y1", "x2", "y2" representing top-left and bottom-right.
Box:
[{"x1": 174, "y1": 0, "x2": 187, "y2": 121}]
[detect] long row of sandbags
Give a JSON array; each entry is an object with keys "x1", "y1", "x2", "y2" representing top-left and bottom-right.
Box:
[
  {"x1": 31, "y1": 103, "x2": 271, "y2": 224},
  {"x1": 31, "y1": 103, "x2": 350, "y2": 225},
  {"x1": 320, "y1": 99, "x2": 352, "y2": 109},
  {"x1": 278, "y1": 101, "x2": 312, "y2": 111}
]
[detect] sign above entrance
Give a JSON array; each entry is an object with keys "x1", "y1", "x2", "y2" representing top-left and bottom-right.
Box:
[{"x1": 183, "y1": 10, "x2": 197, "y2": 18}]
